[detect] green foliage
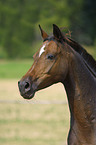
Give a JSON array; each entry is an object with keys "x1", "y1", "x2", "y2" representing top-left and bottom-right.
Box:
[
  {"x1": 82, "y1": 0, "x2": 96, "y2": 44},
  {"x1": 0, "y1": 0, "x2": 95, "y2": 58}
]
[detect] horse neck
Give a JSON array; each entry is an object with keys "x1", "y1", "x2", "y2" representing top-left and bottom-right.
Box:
[{"x1": 63, "y1": 51, "x2": 96, "y2": 124}]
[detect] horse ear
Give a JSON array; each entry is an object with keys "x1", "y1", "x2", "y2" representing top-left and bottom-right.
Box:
[
  {"x1": 39, "y1": 25, "x2": 49, "y2": 40},
  {"x1": 53, "y1": 24, "x2": 64, "y2": 41}
]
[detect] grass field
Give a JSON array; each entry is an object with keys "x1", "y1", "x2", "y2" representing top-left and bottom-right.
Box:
[
  {"x1": 0, "y1": 80, "x2": 69, "y2": 145},
  {"x1": 0, "y1": 59, "x2": 33, "y2": 79}
]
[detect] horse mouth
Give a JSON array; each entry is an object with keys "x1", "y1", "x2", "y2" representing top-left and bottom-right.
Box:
[{"x1": 20, "y1": 91, "x2": 36, "y2": 100}]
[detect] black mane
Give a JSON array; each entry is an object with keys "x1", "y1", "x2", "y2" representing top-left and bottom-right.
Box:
[{"x1": 66, "y1": 37, "x2": 96, "y2": 77}]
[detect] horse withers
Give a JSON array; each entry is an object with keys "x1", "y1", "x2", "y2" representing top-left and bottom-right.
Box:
[{"x1": 18, "y1": 24, "x2": 96, "y2": 145}]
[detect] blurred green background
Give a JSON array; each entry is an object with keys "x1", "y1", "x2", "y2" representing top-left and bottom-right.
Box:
[
  {"x1": 0, "y1": 0, "x2": 96, "y2": 59},
  {"x1": 0, "y1": 0, "x2": 96, "y2": 145}
]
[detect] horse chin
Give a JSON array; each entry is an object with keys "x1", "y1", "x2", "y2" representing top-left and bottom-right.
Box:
[{"x1": 21, "y1": 91, "x2": 35, "y2": 100}]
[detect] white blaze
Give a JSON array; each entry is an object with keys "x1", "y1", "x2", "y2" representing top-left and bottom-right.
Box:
[{"x1": 39, "y1": 43, "x2": 47, "y2": 57}]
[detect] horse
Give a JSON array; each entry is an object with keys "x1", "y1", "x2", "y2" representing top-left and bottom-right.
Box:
[{"x1": 18, "y1": 24, "x2": 96, "y2": 145}]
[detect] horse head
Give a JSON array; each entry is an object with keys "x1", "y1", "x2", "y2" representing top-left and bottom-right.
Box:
[{"x1": 18, "y1": 24, "x2": 69, "y2": 99}]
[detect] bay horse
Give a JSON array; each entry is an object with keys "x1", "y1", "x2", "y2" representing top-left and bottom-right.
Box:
[{"x1": 18, "y1": 24, "x2": 96, "y2": 145}]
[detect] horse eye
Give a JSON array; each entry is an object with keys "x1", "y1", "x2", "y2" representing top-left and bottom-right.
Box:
[{"x1": 47, "y1": 54, "x2": 54, "y2": 60}]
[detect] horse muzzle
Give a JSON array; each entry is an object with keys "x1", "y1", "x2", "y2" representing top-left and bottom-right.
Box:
[{"x1": 18, "y1": 77, "x2": 36, "y2": 99}]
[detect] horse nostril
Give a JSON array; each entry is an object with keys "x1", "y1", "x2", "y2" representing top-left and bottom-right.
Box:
[
  {"x1": 18, "y1": 81, "x2": 20, "y2": 86},
  {"x1": 25, "y1": 82, "x2": 30, "y2": 89},
  {"x1": 18, "y1": 79, "x2": 31, "y2": 95}
]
